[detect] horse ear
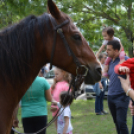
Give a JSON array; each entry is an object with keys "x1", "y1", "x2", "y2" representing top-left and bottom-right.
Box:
[{"x1": 47, "y1": 0, "x2": 61, "y2": 19}]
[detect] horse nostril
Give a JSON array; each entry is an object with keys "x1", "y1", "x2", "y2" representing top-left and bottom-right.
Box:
[{"x1": 95, "y1": 66, "x2": 102, "y2": 75}]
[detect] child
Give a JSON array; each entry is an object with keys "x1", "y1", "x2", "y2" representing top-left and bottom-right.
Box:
[
  {"x1": 96, "y1": 26, "x2": 125, "y2": 77},
  {"x1": 51, "y1": 67, "x2": 71, "y2": 128},
  {"x1": 52, "y1": 91, "x2": 74, "y2": 134}
]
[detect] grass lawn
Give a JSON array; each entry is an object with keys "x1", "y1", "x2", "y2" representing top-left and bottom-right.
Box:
[{"x1": 16, "y1": 99, "x2": 132, "y2": 134}]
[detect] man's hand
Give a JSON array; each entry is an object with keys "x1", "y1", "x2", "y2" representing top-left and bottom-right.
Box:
[
  {"x1": 118, "y1": 73, "x2": 131, "y2": 93},
  {"x1": 119, "y1": 66, "x2": 130, "y2": 73},
  {"x1": 99, "y1": 82, "x2": 103, "y2": 89},
  {"x1": 129, "y1": 100, "x2": 134, "y2": 116}
]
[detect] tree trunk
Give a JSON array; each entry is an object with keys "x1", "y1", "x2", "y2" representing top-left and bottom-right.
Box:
[{"x1": 122, "y1": 26, "x2": 133, "y2": 57}]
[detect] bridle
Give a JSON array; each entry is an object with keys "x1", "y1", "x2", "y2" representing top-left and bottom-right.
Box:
[
  {"x1": 49, "y1": 14, "x2": 89, "y2": 97},
  {"x1": 49, "y1": 14, "x2": 88, "y2": 76},
  {"x1": 12, "y1": 14, "x2": 89, "y2": 134}
]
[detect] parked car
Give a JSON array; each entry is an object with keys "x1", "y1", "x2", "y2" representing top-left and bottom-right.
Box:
[
  {"x1": 81, "y1": 83, "x2": 95, "y2": 99},
  {"x1": 44, "y1": 69, "x2": 55, "y2": 86},
  {"x1": 79, "y1": 80, "x2": 109, "y2": 99}
]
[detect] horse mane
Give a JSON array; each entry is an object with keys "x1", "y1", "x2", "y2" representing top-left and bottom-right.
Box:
[{"x1": 0, "y1": 13, "x2": 50, "y2": 86}]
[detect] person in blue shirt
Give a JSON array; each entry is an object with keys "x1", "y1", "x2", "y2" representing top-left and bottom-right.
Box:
[{"x1": 106, "y1": 40, "x2": 129, "y2": 134}]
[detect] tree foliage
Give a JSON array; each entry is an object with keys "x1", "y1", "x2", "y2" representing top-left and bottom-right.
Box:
[
  {"x1": 0, "y1": 0, "x2": 134, "y2": 56},
  {"x1": 57, "y1": 0, "x2": 134, "y2": 56},
  {"x1": 0, "y1": 0, "x2": 47, "y2": 28}
]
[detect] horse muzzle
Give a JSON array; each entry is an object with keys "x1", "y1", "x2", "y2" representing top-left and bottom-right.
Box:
[{"x1": 84, "y1": 65, "x2": 102, "y2": 84}]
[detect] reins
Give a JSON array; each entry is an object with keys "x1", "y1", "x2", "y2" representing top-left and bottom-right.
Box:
[{"x1": 12, "y1": 14, "x2": 88, "y2": 134}]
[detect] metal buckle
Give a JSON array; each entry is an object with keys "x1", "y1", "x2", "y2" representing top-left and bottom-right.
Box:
[
  {"x1": 76, "y1": 65, "x2": 88, "y2": 77},
  {"x1": 57, "y1": 28, "x2": 63, "y2": 33}
]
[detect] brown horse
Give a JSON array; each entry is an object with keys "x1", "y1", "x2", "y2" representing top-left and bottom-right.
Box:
[{"x1": 0, "y1": 0, "x2": 101, "y2": 133}]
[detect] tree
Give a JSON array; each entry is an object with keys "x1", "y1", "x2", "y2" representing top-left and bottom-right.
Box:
[
  {"x1": 0, "y1": 0, "x2": 134, "y2": 56},
  {"x1": 0, "y1": 0, "x2": 47, "y2": 28},
  {"x1": 57, "y1": 0, "x2": 134, "y2": 56}
]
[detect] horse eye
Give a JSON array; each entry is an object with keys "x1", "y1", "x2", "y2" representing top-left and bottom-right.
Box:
[{"x1": 73, "y1": 34, "x2": 81, "y2": 41}]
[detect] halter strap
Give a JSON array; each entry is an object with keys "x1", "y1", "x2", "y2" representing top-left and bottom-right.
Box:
[{"x1": 49, "y1": 15, "x2": 81, "y2": 70}]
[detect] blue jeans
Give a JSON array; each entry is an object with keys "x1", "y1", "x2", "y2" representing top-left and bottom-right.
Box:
[
  {"x1": 93, "y1": 78, "x2": 107, "y2": 113},
  {"x1": 108, "y1": 93, "x2": 129, "y2": 134},
  {"x1": 131, "y1": 100, "x2": 134, "y2": 134},
  {"x1": 131, "y1": 116, "x2": 134, "y2": 134},
  {"x1": 95, "y1": 91, "x2": 105, "y2": 113}
]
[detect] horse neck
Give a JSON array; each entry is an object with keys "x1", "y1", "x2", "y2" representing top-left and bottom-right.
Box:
[
  {"x1": 0, "y1": 14, "x2": 54, "y2": 134},
  {"x1": 17, "y1": 49, "x2": 47, "y2": 100},
  {"x1": 0, "y1": 29, "x2": 55, "y2": 134}
]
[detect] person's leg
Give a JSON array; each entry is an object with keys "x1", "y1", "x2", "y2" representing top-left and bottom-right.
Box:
[
  {"x1": 115, "y1": 94, "x2": 129, "y2": 134},
  {"x1": 22, "y1": 117, "x2": 35, "y2": 133},
  {"x1": 119, "y1": 50, "x2": 125, "y2": 64},
  {"x1": 33, "y1": 116, "x2": 47, "y2": 134},
  {"x1": 131, "y1": 116, "x2": 134, "y2": 134},
  {"x1": 93, "y1": 83, "x2": 101, "y2": 114},
  {"x1": 108, "y1": 95, "x2": 120, "y2": 134},
  {"x1": 95, "y1": 95, "x2": 101, "y2": 114},
  {"x1": 100, "y1": 91, "x2": 104, "y2": 112},
  {"x1": 102, "y1": 57, "x2": 112, "y2": 77},
  {"x1": 100, "y1": 78, "x2": 108, "y2": 114}
]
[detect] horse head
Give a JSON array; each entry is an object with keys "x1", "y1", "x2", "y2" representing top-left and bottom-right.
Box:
[{"x1": 46, "y1": 0, "x2": 101, "y2": 84}]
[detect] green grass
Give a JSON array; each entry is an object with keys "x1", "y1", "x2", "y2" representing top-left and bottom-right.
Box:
[{"x1": 16, "y1": 99, "x2": 133, "y2": 134}]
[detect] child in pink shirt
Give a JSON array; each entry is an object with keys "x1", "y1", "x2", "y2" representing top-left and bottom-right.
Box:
[{"x1": 50, "y1": 67, "x2": 71, "y2": 128}]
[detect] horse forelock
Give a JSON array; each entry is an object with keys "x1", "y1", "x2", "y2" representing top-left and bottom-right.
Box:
[{"x1": 0, "y1": 13, "x2": 51, "y2": 87}]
